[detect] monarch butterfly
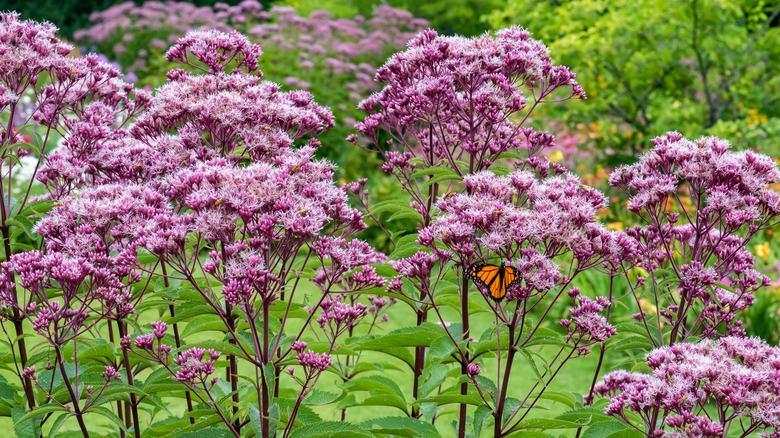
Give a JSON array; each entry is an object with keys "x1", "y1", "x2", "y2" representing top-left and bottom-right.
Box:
[{"x1": 465, "y1": 262, "x2": 522, "y2": 302}]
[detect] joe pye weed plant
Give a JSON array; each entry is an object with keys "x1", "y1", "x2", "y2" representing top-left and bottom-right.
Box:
[{"x1": 0, "y1": 8, "x2": 780, "y2": 438}]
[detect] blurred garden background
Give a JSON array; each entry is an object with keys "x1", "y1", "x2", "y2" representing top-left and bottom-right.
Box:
[{"x1": 1, "y1": 0, "x2": 779, "y2": 436}]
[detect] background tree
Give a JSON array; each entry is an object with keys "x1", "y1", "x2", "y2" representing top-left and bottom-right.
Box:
[{"x1": 489, "y1": 0, "x2": 780, "y2": 165}]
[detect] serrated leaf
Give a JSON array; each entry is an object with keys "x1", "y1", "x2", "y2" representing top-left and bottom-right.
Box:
[
  {"x1": 352, "y1": 322, "x2": 445, "y2": 349},
  {"x1": 529, "y1": 391, "x2": 577, "y2": 409},
  {"x1": 516, "y1": 417, "x2": 589, "y2": 429},
  {"x1": 413, "y1": 392, "x2": 483, "y2": 406},
  {"x1": 360, "y1": 416, "x2": 441, "y2": 437},
  {"x1": 13, "y1": 403, "x2": 64, "y2": 427},
  {"x1": 6, "y1": 216, "x2": 36, "y2": 241},
  {"x1": 410, "y1": 166, "x2": 459, "y2": 180},
  {"x1": 17, "y1": 199, "x2": 55, "y2": 218},
  {"x1": 427, "y1": 335, "x2": 456, "y2": 364},
  {"x1": 388, "y1": 241, "x2": 428, "y2": 260},
  {"x1": 262, "y1": 363, "x2": 276, "y2": 405},
  {"x1": 303, "y1": 388, "x2": 343, "y2": 406},
  {"x1": 557, "y1": 407, "x2": 612, "y2": 424},
  {"x1": 418, "y1": 364, "x2": 448, "y2": 399},
  {"x1": 91, "y1": 406, "x2": 128, "y2": 432},
  {"x1": 611, "y1": 336, "x2": 654, "y2": 352},
  {"x1": 47, "y1": 412, "x2": 69, "y2": 437},
  {"x1": 581, "y1": 420, "x2": 643, "y2": 438},
  {"x1": 249, "y1": 404, "x2": 263, "y2": 438},
  {"x1": 288, "y1": 421, "x2": 374, "y2": 438},
  {"x1": 473, "y1": 404, "x2": 493, "y2": 437}
]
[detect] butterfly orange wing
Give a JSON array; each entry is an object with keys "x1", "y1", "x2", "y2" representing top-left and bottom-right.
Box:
[
  {"x1": 494, "y1": 266, "x2": 522, "y2": 301},
  {"x1": 465, "y1": 264, "x2": 501, "y2": 293}
]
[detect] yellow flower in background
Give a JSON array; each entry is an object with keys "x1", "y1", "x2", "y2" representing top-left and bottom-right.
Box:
[
  {"x1": 548, "y1": 150, "x2": 564, "y2": 163},
  {"x1": 598, "y1": 75, "x2": 605, "y2": 81},
  {"x1": 639, "y1": 299, "x2": 657, "y2": 315},
  {"x1": 606, "y1": 222, "x2": 624, "y2": 231},
  {"x1": 756, "y1": 242, "x2": 770, "y2": 260},
  {"x1": 748, "y1": 108, "x2": 758, "y2": 115},
  {"x1": 631, "y1": 267, "x2": 649, "y2": 280}
]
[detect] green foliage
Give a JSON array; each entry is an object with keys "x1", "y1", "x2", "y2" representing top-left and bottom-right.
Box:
[
  {"x1": 488, "y1": 0, "x2": 780, "y2": 160},
  {"x1": 352, "y1": 0, "x2": 503, "y2": 37}
]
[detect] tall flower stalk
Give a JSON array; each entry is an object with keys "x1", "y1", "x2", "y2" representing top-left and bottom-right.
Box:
[
  {"x1": 351, "y1": 27, "x2": 587, "y2": 431},
  {"x1": 0, "y1": 12, "x2": 144, "y2": 414}
]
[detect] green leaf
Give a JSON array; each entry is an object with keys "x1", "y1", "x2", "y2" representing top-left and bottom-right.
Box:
[
  {"x1": 262, "y1": 363, "x2": 276, "y2": 405},
  {"x1": 611, "y1": 336, "x2": 654, "y2": 353},
  {"x1": 343, "y1": 375, "x2": 409, "y2": 414},
  {"x1": 420, "y1": 171, "x2": 463, "y2": 188},
  {"x1": 47, "y1": 412, "x2": 69, "y2": 437},
  {"x1": 409, "y1": 166, "x2": 459, "y2": 180},
  {"x1": 352, "y1": 322, "x2": 445, "y2": 349},
  {"x1": 529, "y1": 391, "x2": 577, "y2": 409},
  {"x1": 91, "y1": 406, "x2": 128, "y2": 433},
  {"x1": 418, "y1": 364, "x2": 449, "y2": 399},
  {"x1": 515, "y1": 417, "x2": 589, "y2": 429},
  {"x1": 288, "y1": 421, "x2": 374, "y2": 438},
  {"x1": 501, "y1": 397, "x2": 524, "y2": 425},
  {"x1": 413, "y1": 392, "x2": 483, "y2": 406},
  {"x1": 388, "y1": 239, "x2": 428, "y2": 260},
  {"x1": 427, "y1": 335, "x2": 456, "y2": 364},
  {"x1": 78, "y1": 342, "x2": 116, "y2": 364},
  {"x1": 557, "y1": 407, "x2": 612, "y2": 425},
  {"x1": 168, "y1": 427, "x2": 233, "y2": 438},
  {"x1": 359, "y1": 394, "x2": 409, "y2": 415},
  {"x1": 17, "y1": 199, "x2": 56, "y2": 218},
  {"x1": 91, "y1": 383, "x2": 148, "y2": 407},
  {"x1": 6, "y1": 216, "x2": 37, "y2": 242},
  {"x1": 473, "y1": 404, "x2": 493, "y2": 437},
  {"x1": 503, "y1": 432, "x2": 555, "y2": 438},
  {"x1": 13, "y1": 403, "x2": 66, "y2": 427},
  {"x1": 12, "y1": 406, "x2": 43, "y2": 438},
  {"x1": 303, "y1": 389, "x2": 343, "y2": 406},
  {"x1": 249, "y1": 404, "x2": 263, "y2": 438},
  {"x1": 269, "y1": 403, "x2": 280, "y2": 437},
  {"x1": 360, "y1": 416, "x2": 441, "y2": 437},
  {"x1": 137, "y1": 248, "x2": 160, "y2": 264},
  {"x1": 520, "y1": 327, "x2": 567, "y2": 347},
  {"x1": 370, "y1": 199, "x2": 412, "y2": 215},
  {"x1": 581, "y1": 420, "x2": 643, "y2": 438}
]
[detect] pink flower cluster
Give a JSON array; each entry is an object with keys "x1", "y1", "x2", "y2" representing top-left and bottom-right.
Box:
[
  {"x1": 416, "y1": 170, "x2": 636, "y2": 300},
  {"x1": 74, "y1": 1, "x2": 266, "y2": 47},
  {"x1": 611, "y1": 132, "x2": 779, "y2": 339},
  {"x1": 597, "y1": 337, "x2": 780, "y2": 437},
  {"x1": 316, "y1": 295, "x2": 368, "y2": 341},
  {"x1": 353, "y1": 28, "x2": 583, "y2": 197},
  {"x1": 560, "y1": 295, "x2": 616, "y2": 355}
]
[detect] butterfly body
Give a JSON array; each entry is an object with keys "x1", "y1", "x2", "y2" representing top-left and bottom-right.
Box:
[{"x1": 464, "y1": 262, "x2": 521, "y2": 302}]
